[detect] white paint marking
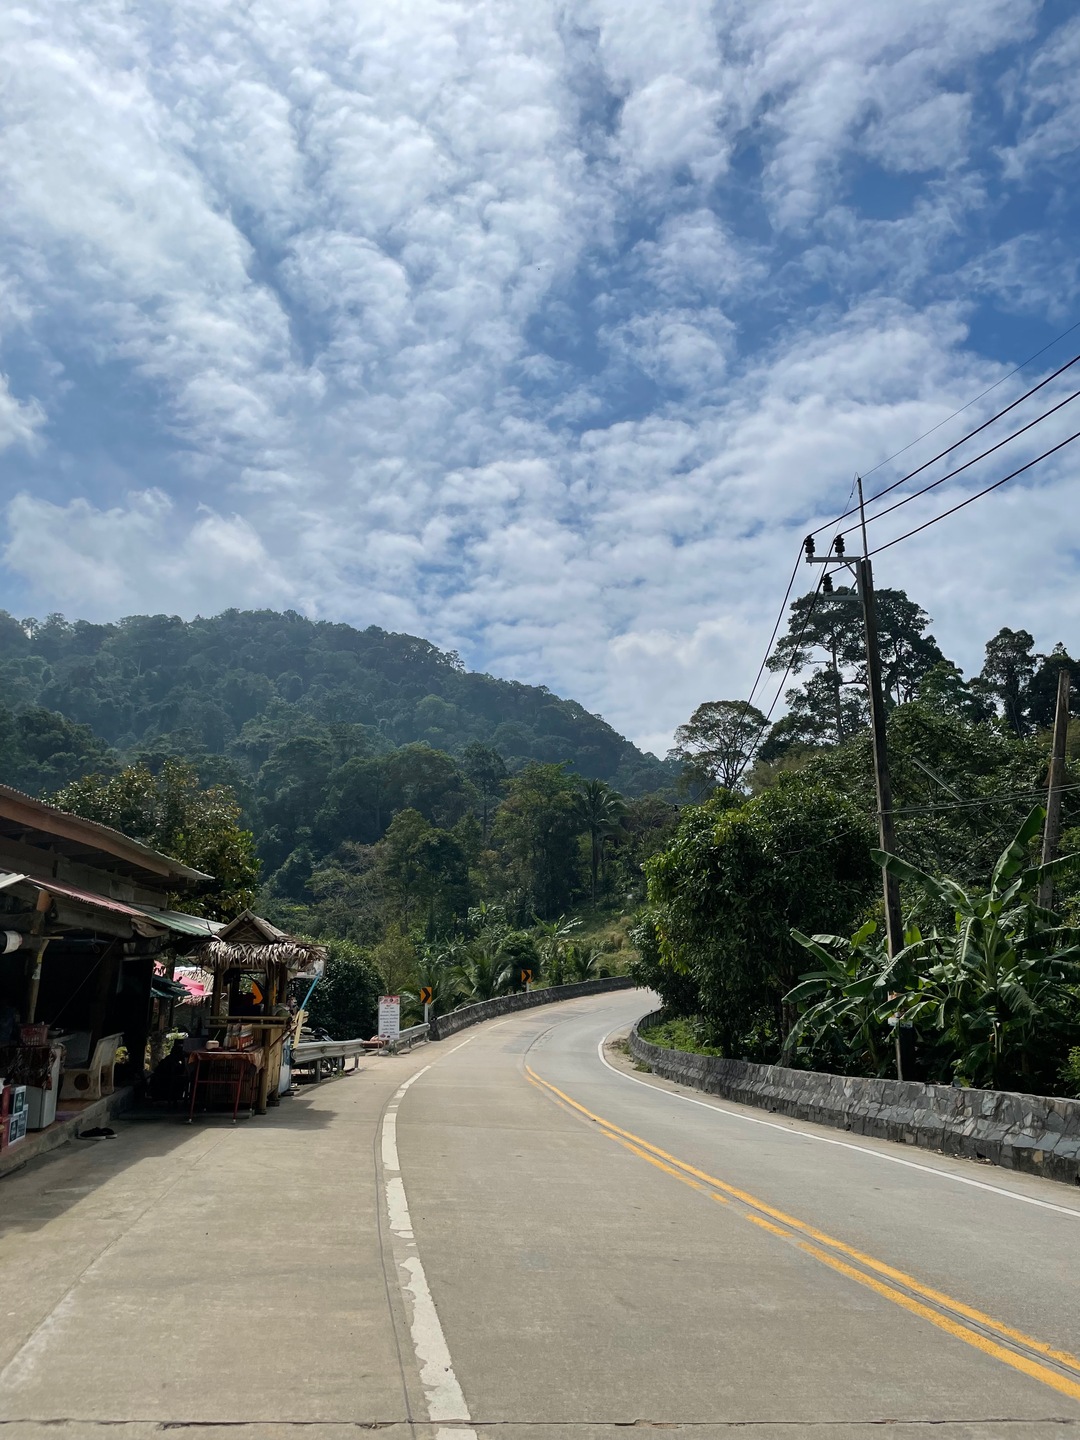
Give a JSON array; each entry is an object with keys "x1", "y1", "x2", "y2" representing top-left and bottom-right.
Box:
[
  {"x1": 596, "y1": 1031, "x2": 1080, "y2": 1220},
  {"x1": 398, "y1": 1065, "x2": 431, "y2": 1094},
  {"x1": 386, "y1": 1175, "x2": 414, "y2": 1240},
  {"x1": 380, "y1": 1074, "x2": 477, "y2": 1439},
  {"x1": 382, "y1": 1110, "x2": 400, "y2": 1171},
  {"x1": 445, "y1": 1033, "x2": 482, "y2": 1055}
]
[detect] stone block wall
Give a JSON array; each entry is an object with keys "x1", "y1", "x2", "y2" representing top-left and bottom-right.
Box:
[
  {"x1": 629, "y1": 1010, "x2": 1080, "y2": 1187},
  {"x1": 428, "y1": 976, "x2": 635, "y2": 1041}
]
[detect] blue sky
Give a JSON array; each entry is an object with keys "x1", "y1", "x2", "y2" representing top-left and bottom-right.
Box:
[{"x1": 1, "y1": 0, "x2": 1079, "y2": 753}]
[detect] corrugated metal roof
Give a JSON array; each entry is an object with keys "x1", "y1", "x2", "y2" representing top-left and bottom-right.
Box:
[
  {"x1": 132, "y1": 905, "x2": 224, "y2": 938},
  {"x1": 29, "y1": 876, "x2": 164, "y2": 924},
  {"x1": 0, "y1": 782, "x2": 213, "y2": 884},
  {"x1": 0, "y1": 873, "x2": 226, "y2": 939}
]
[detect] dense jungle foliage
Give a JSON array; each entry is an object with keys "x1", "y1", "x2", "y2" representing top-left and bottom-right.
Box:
[
  {"x1": 0, "y1": 609, "x2": 680, "y2": 1036},
  {"x1": 636, "y1": 594, "x2": 1080, "y2": 1096}
]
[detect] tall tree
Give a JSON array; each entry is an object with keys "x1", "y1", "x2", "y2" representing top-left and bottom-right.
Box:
[
  {"x1": 975, "y1": 627, "x2": 1037, "y2": 736},
  {"x1": 52, "y1": 759, "x2": 258, "y2": 919},
  {"x1": 765, "y1": 585, "x2": 944, "y2": 753},
  {"x1": 575, "y1": 778, "x2": 626, "y2": 902},
  {"x1": 1028, "y1": 644, "x2": 1078, "y2": 732},
  {"x1": 671, "y1": 700, "x2": 770, "y2": 794},
  {"x1": 492, "y1": 762, "x2": 584, "y2": 917},
  {"x1": 460, "y1": 742, "x2": 508, "y2": 841}
]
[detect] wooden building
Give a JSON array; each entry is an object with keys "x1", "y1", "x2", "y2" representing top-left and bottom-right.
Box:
[{"x1": 0, "y1": 782, "x2": 219, "y2": 1097}]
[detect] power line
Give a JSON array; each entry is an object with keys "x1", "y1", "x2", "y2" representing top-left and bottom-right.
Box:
[
  {"x1": 889, "y1": 782, "x2": 1080, "y2": 818},
  {"x1": 838, "y1": 382, "x2": 1080, "y2": 542},
  {"x1": 809, "y1": 347, "x2": 1080, "y2": 538},
  {"x1": 728, "y1": 326, "x2": 1080, "y2": 771},
  {"x1": 741, "y1": 551, "x2": 803, "y2": 713},
  {"x1": 735, "y1": 474, "x2": 859, "y2": 751},
  {"x1": 776, "y1": 782, "x2": 1079, "y2": 860},
  {"x1": 734, "y1": 568, "x2": 827, "y2": 786},
  {"x1": 858, "y1": 317, "x2": 1080, "y2": 482},
  {"x1": 867, "y1": 425, "x2": 1080, "y2": 558}
]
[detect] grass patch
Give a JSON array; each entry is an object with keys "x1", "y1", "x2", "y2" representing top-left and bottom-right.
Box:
[{"x1": 640, "y1": 1016, "x2": 723, "y2": 1057}]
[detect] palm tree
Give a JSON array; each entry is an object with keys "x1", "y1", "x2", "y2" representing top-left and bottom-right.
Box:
[
  {"x1": 404, "y1": 944, "x2": 465, "y2": 1022},
  {"x1": 533, "y1": 914, "x2": 582, "y2": 985},
  {"x1": 567, "y1": 942, "x2": 603, "y2": 982},
  {"x1": 576, "y1": 780, "x2": 626, "y2": 902},
  {"x1": 455, "y1": 933, "x2": 513, "y2": 1001}
]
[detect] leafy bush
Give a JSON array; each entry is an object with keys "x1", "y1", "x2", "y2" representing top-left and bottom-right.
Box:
[
  {"x1": 640, "y1": 1017, "x2": 723, "y2": 1056},
  {"x1": 303, "y1": 941, "x2": 383, "y2": 1040},
  {"x1": 785, "y1": 808, "x2": 1080, "y2": 1092}
]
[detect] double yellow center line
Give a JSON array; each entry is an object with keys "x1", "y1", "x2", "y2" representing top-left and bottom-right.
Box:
[{"x1": 524, "y1": 1064, "x2": 1080, "y2": 1405}]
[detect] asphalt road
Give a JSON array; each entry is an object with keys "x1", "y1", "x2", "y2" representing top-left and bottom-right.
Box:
[{"x1": 2, "y1": 988, "x2": 1080, "y2": 1439}]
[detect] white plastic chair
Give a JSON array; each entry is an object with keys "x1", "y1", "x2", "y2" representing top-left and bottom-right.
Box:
[{"x1": 60, "y1": 1032, "x2": 123, "y2": 1102}]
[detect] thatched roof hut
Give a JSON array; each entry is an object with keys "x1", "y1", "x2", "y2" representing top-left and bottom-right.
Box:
[{"x1": 194, "y1": 911, "x2": 325, "y2": 977}]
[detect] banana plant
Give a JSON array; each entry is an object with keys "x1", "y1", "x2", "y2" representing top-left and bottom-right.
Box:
[
  {"x1": 784, "y1": 921, "x2": 902, "y2": 1073},
  {"x1": 786, "y1": 809, "x2": 1080, "y2": 1087},
  {"x1": 875, "y1": 807, "x2": 1080, "y2": 1088}
]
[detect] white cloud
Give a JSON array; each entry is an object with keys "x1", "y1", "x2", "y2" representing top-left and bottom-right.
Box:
[
  {"x1": 3, "y1": 490, "x2": 296, "y2": 616},
  {"x1": 0, "y1": 0, "x2": 1075, "y2": 756},
  {"x1": 999, "y1": 15, "x2": 1080, "y2": 181}
]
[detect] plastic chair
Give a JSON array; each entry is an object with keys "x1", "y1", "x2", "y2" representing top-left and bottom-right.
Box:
[{"x1": 60, "y1": 1033, "x2": 123, "y2": 1102}]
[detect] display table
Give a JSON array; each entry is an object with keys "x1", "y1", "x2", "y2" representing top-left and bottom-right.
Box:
[{"x1": 187, "y1": 1048, "x2": 264, "y2": 1123}]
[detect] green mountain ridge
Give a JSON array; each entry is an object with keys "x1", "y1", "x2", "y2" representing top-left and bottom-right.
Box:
[{"x1": 0, "y1": 608, "x2": 674, "y2": 799}]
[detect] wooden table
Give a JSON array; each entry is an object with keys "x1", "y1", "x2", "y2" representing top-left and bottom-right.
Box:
[{"x1": 187, "y1": 1048, "x2": 264, "y2": 1123}]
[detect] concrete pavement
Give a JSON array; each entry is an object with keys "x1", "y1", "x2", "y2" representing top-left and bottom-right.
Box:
[{"x1": 2, "y1": 989, "x2": 1080, "y2": 1438}]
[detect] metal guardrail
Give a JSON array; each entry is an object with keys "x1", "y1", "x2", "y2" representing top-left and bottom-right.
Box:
[
  {"x1": 291, "y1": 1025, "x2": 430, "y2": 1079},
  {"x1": 292, "y1": 1039, "x2": 371, "y2": 1062},
  {"x1": 389, "y1": 1023, "x2": 429, "y2": 1054}
]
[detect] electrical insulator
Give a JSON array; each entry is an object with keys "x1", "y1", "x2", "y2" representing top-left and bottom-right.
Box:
[
  {"x1": 803, "y1": 535, "x2": 816, "y2": 560},
  {"x1": 833, "y1": 534, "x2": 845, "y2": 556},
  {"x1": 822, "y1": 573, "x2": 834, "y2": 594}
]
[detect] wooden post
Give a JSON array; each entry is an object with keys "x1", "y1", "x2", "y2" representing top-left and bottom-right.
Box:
[
  {"x1": 24, "y1": 889, "x2": 53, "y2": 1024},
  {"x1": 1039, "y1": 667, "x2": 1071, "y2": 910}
]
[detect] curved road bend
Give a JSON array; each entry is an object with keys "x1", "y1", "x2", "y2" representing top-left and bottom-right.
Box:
[
  {"x1": 3, "y1": 987, "x2": 1080, "y2": 1440},
  {"x1": 397, "y1": 988, "x2": 1080, "y2": 1438}
]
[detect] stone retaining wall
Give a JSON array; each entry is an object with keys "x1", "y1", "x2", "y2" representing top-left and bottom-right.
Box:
[
  {"x1": 629, "y1": 1010, "x2": 1080, "y2": 1186},
  {"x1": 428, "y1": 976, "x2": 635, "y2": 1041}
]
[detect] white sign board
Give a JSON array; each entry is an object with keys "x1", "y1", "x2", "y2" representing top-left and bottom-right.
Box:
[{"x1": 378, "y1": 995, "x2": 401, "y2": 1040}]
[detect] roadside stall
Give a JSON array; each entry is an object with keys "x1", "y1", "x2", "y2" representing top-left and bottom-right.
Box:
[
  {"x1": 0, "y1": 784, "x2": 222, "y2": 1157},
  {"x1": 186, "y1": 912, "x2": 324, "y2": 1119}
]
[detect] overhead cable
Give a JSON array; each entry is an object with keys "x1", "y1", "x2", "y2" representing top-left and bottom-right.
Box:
[
  {"x1": 838, "y1": 383, "x2": 1080, "y2": 542},
  {"x1": 866, "y1": 426, "x2": 1080, "y2": 557},
  {"x1": 857, "y1": 317, "x2": 1080, "y2": 483},
  {"x1": 733, "y1": 568, "x2": 826, "y2": 786},
  {"x1": 809, "y1": 348, "x2": 1080, "y2": 538}
]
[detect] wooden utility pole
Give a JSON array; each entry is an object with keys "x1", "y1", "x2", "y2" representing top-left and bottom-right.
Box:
[
  {"x1": 806, "y1": 481, "x2": 907, "y2": 1075},
  {"x1": 1038, "y1": 666, "x2": 1071, "y2": 909},
  {"x1": 805, "y1": 493, "x2": 903, "y2": 959},
  {"x1": 854, "y1": 554, "x2": 904, "y2": 959}
]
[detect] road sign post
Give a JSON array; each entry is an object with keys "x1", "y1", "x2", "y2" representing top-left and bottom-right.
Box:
[
  {"x1": 419, "y1": 985, "x2": 433, "y2": 1026},
  {"x1": 521, "y1": 967, "x2": 532, "y2": 993}
]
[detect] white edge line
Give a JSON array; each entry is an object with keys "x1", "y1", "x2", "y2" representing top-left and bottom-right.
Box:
[
  {"x1": 381, "y1": 1063, "x2": 478, "y2": 1438},
  {"x1": 596, "y1": 1030, "x2": 1080, "y2": 1219}
]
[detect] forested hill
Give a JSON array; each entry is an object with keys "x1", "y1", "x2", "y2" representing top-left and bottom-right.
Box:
[{"x1": 0, "y1": 609, "x2": 673, "y2": 797}]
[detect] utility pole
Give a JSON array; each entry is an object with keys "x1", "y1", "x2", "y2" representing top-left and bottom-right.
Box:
[
  {"x1": 805, "y1": 479, "x2": 906, "y2": 1073},
  {"x1": 1039, "y1": 666, "x2": 1071, "y2": 910},
  {"x1": 854, "y1": 552, "x2": 904, "y2": 960}
]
